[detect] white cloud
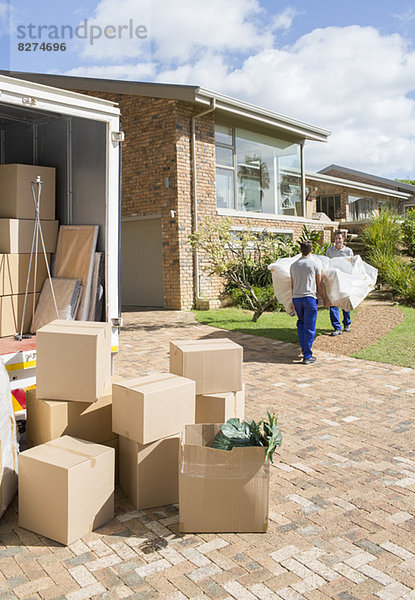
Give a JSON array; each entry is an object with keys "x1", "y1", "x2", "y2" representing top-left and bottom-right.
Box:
[
  {"x1": 63, "y1": 9, "x2": 415, "y2": 179},
  {"x1": 271, "y1": 6, "x2": 302, "y2": 31},
  {"x1": 152, "y1": 25, "x2": 415, "y2": 178},
  {"x1": 63, "y1": 62, "x2": 156, "y2": 80},
  {"x1": 77, "y1": 0, "x2": 271, "y2": 63}
]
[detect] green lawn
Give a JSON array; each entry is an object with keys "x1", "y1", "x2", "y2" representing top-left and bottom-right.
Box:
[
  {"x1": 194, "y1": 306, "x2": 415, "y2": 368},
  {"x1": 193, "y1": 307, "x2": 333, "y2": 344},
  {"x1": 352, "y1": 306, "x2": 415, "y2": 368}
]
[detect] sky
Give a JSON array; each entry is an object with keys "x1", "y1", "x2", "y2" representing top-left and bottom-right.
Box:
[{"x1": 1, "y1": 0, "x2": 415, "y2": 179}]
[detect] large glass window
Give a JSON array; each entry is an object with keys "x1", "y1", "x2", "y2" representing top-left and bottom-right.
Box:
[
  {"x1": 348, "y1": 195, "x2": 374, "y2": 221},
  {"x1": 215, "y1": 125, "x2": 303, "y2": 216},
  {"x1": 316, "y1": 195, "x2": 341, "y2": 220}
]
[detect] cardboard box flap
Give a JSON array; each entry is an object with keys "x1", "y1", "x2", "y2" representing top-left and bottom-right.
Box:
[
  {"x1": 21, "y1": 436, "x2": 114, "y2": 469},
  {"x1": 181, "y1": 424, "x2": 268, "y2": 480},
  {"x1": 181, "y1": 444, "x2": 268, "y2": 480}
]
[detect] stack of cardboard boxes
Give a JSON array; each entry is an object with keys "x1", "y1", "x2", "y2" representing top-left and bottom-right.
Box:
[
  {"x1": 169, "y1": 339, "x2": 270, "y2": 533},
  {"x1": 0, "y1": 164, "x2": 58, "y2": 336},
  {"x1": 18, "y1": 328, "x2": 271, "y2": 543},
  {"x1": 113, "y1": 373, "x2": 195, "y2": 509},
  {"x1": 19, "y1": 320, "x2": 116, "y2": 545}
]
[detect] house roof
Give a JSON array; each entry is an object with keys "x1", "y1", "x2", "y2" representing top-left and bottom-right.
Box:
[
  {"x1": 0, "y1": 71, "x2": 331, "y2": 143},
  {"x1": 306, "y1": 171, "x2": 413, "y2": 200},
  {"x1": 319, "y1": 164, "x2": 415, "y2": 195}
]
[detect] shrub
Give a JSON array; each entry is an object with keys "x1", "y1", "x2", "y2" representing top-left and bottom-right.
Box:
[
  {"x1": 230, "y1": 285, "x2": 283, "y2": 312},
  {"x1": 402, "y1": 209, "x2": 415, "y2": 256},
  {"x1": 295, "y1": 224, "x2": 330, "y2": 255},
  {"x1": 369, "y1": 247, "x2": 415, "y2": 304},
  {"x1": 361, "y1": 208, "x2": 402, "y2": 258}
]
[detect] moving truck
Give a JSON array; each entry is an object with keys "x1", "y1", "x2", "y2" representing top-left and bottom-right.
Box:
[{"x1": 0, "y1": 74, "x2": 122, "y2": 420}]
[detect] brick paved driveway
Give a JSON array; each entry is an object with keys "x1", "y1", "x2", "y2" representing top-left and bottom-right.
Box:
[{"x1": 1, "y1": 310, "x2": 414, "y2": 600}]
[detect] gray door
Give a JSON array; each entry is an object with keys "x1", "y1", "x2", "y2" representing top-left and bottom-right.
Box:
[{"x1": 121, "y1": 218, "x2": 164, "y2": 307}]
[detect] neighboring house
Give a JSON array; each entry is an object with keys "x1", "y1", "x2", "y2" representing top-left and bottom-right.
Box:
[
  {"x1": 4, "y1": 72, "x2": 340, "y2": 310},
  {"x1": 307, "y1": 165, "x2": 415, "y2": 230}
]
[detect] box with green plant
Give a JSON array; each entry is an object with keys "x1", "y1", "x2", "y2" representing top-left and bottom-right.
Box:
[{"x1": 211, "y1": 412, "x2": 282, "y2": 464}]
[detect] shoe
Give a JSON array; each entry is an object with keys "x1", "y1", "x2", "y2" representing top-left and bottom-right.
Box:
[
  {"x1": 330, "y1": 330, "x2": 343, "y2": 336},
  {"x1": 344, "y1": 325, "x2": 351, "y2": 332},
  {"x1": 302, "y1": 357, "x2": 317, "y2": 365}
]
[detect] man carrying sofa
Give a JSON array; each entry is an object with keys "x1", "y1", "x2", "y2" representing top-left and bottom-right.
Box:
[{"x1": 326, "y1": 230, "x2": 354, "y2": 336}]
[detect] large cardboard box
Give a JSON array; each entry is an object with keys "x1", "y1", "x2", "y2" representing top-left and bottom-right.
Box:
[
  {"x1": 170, "y1": 339, "x2": 243, "y2": 395},
  {"x1": 112, "y1": 373, "x2": 195, "y2": 445},
  {"x1": 0, "y1": 164, "x2": 55, "y2": 220},
  {"x1": 179, "y1": 424, "x2": 270, "y2": 533},
  {"x1": 0, "y1": 254, "x2": 50, "y2": 296},
  {"x1": 18, "y1": 436, "x2": 114, "y2": 545},
  {"x1": 36, "y1": 320, "x2": 112, "y2": 403},
  {"x1": 26, "y1": 389, "x2": 114, "y2": 446},
  {"x1": 103, "y1": 437, "x2": 119, "y2": 484},
  {"x1": 195, "y1": 387, "x2": 245, "y2": 424},
  {"x1": 0, "y1": 219, "x2": 58, "y2": 253},
  {"x1": 0, "y1": 293, "x2": 38, "y2": 337},
  {"x1": 119, "y1": 435, "x2": 179, "y2": 509}
]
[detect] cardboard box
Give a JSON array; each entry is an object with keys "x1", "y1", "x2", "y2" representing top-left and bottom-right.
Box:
[
  {"x1": 26, "y1": 389, "x2": 114, "y2": 446},
  {"x1": 0, "y1": 293, "x2": 38, "y2": 337},
  {"x1": 36, "y1": 320, "x2": 112, "y2": 403},
  {"x1": 103, "y1": 437, "x2": 119, "y2": 485},
  {"x1": 18, "y1": 436, "x2": 114, "y2": 545},
  {"x1": 112, "y1": 373, "x2": 195, "y2": 445},
  {"x1": 0, "y1": 219, "x2": 58, "y2": 254},
  {"x1": 0, "y1": 254, "x2": 50, "y2": 296},
  {"x1": 170, "y1": 339, "x2": 243, "y2": 394},
  {"x1": 119, "y1": 435, "x2": 179, "y2": 509},
  {"x1": 195, "y1": 387, "x2": 245, "y2": 424},
  {"x1": 0, "y1": 164, "x2": 55, "y2": 220},
  {"x1": 179, "y1": 423, "x2": 270, "y2": 533}
]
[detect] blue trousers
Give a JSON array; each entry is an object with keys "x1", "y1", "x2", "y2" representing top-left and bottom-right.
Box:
[
  {"x1": 293, "y1": 297, "x2": 317, "y2": 360},
  {"x1": 330, "y1": 306, "x2": 351, "y2": 331}
]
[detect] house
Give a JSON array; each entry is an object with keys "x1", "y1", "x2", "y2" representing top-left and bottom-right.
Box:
[
  {"x1": 2, "y1": 72, "x2": 341, "y2": 310},
  {"x1": 306, "y1": 165, "x2": 415, "y2": 230}
]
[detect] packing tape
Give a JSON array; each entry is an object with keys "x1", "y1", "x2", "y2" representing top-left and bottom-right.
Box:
[{"x1": 46, "y1": 441, "x2": 101, "y2": 468}]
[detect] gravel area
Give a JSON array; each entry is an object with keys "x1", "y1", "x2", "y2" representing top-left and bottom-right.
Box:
[{"x1": 313, "y1": 299, "x2": 404, "y2": 355}]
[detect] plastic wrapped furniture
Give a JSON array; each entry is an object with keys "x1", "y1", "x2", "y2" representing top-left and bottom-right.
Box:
[
  {"x1": 269, "y1": 254, "x2": 378, "y2": 315},
  {"x1": 0, "y1": 360, "x2": 18, "y2": 517}
]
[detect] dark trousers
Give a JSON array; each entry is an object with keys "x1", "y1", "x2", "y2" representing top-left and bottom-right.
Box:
[
  {"x1": 330, "y1": 306, "x2": 351, "y2": 331},
  {"x1": 293, "y1": 297, "x2": 318, "y2": 360}
]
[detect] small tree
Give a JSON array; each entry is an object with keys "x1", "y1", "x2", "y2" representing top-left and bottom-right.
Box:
[{"x1": 188, "y1": 217, "x2": 295, "y2": 321}]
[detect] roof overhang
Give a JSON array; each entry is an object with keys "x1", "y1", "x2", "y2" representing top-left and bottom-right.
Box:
[
  {"x1": 1, "y1": 71, "x2": 331, "y2": 143},
  {"x1": 307, "y1": 171, "x2": 413, "y2": 200}
]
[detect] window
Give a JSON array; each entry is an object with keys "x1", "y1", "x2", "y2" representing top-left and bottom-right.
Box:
[
  {"x1": 316, "y1": 195, "x2": 341, "y2": 220},
  {"x1": 348, "y1": 195, "x2": 374, "y2": 221},
  {"x1": 215, "y1": 125, "x2": 303, "y2": 216}
]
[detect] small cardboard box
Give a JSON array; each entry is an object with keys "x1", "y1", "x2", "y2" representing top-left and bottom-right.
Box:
[
  {"x1": 26, "y1": 388, "x2": 115, "y2": 446},
  {"x1": 0, "y1": 219, "x2": 58, "y2": 254},
  {"x1": 0, "y1": 254, "x2": 50, "y2": 296},
  {"x1": 36, "y1": 320, "x2": 112, "y2": 403},
  {"x1": 119, "y1": 435, "x2": 179, "y2": 509},
  {"x1": 170, "y1": 339, "x2": 243, "y2": 394},
  {"x1": 18, "y1": 436, "x2": 114, "y2": 545},
  {"x1": 0, "y1": 293, "x2": 38, "y2": 337},
  {"x1": 112, "y1": 373, "x2": 195, "y2": 445},
  {"x1": 196, "y1": 387, "x2": 245, "y2": 424},
  {"x1": 179, "y1": 423, "x2": 270, "y2": 533},
  {"x1": 0, "y1": 164, "x2": 56, "y2": 220}
]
